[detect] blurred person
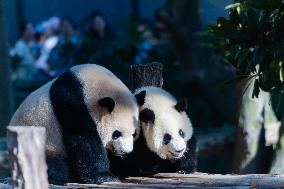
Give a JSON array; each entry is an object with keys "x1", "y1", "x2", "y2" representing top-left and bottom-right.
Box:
[
  {"x1": 35, "y1": 17, "x2": 60, "y2": 79},
  {"x1": 47, "y1": 18, "x2": 79, "y2": 77},
  {"x1": 154, "y1": 21, "x2": 171, "y2": 44},
  {"x1": 134, "y1": 20, "x2": 156, "y2": 64},
  {"x1": 85, "y1": 11, "x2": 112, "y2": 39},
  {"x1": 59, "y1": 18, "x2": 78, "y2": 41},
  {"x1": 77, "y1": 11, "x2": 115, "y2": 64},
  {"x1": 10, "y1": 22, "x2": 37, "y2": 81}
]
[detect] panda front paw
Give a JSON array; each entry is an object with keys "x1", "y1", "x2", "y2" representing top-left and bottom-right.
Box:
[{"x1": 82, "y1": 173, "x2": 120, "y2": 184}]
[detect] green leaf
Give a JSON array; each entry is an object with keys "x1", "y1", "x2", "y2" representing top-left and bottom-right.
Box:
[
  {"x1": 267, "y1": 42, "x2": 284, "y2": 54},
  {"x1": 237, "y1": 49, "x2": 250, "y2": 67},
  {"x1": 225, "y1": 3, "x2": 241, "y2": 10},
  {"x1": 217, "y1": 17, "x2": 235, "y2": 30},
  {"x1": 216, "y1": 75, "x2": 252, "y2": 89},
  {"x1": 246, "y1": 9, "x2": 260, "y2": 35},
  {"x1": 246, "y1": 0, "x2": 269, "y2": 9},
  {"x1": 280, "y1": 61, "x2": 284, "y2": 82},
  {"x1": 253, "y1": 47, "x2": 267, "y2": 65},
  {"x1": 216, "y1": 44, "x2": 231, "y2": 52}
]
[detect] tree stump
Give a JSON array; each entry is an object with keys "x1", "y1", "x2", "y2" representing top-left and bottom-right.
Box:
[
  {"x1": 7, "y1": 126, "x2": 49, "y2": 189},
  {"x1": 129, "y1": 62, "x2": 163, "y2": 89}
]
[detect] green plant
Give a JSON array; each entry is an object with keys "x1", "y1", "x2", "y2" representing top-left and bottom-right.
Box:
[{"x1": 209, "y1": 0, "x2": 284, "y2": 97}]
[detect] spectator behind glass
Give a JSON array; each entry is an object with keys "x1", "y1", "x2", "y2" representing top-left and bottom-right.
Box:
[
  {"x1": 77, "y1": 11, "x2": 115, "y2": 64},
  {"x1": 86, "y1": 11, "x2": 112, "y2": 39},
  {"x1": 47, "y1": 18, "x2": 79, "y2": 77},
  {"x1": 35, "y1": 17, "x2": 60, "y2": 78},
  {"x1": 10, "y1": 23, "x2": 37, "y2": 81},
  {"x1": 134, "y1": 20, "x2": 157, "y2": 64}
]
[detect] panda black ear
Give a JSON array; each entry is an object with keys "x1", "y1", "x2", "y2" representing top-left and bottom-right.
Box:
[
  {"x1": 139, "y1": 108, "x2": 155, "y2": 124},
  {"x1": 135, "y1": 90, "x2": 146, "y2": 106},
  {"x1": 175, "y1": 98, "x2": 188, "y2": 112},
  {"x1": 98, "y1": 97, "x2": 115, "y2": 113}
]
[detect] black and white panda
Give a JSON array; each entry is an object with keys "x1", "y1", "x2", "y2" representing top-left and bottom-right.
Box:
[
  {"x1": 9, "y1": 64, "x2": 139, "y2": 184},
  {"x1": 110, "y1": 86, "x2": 197, "y2": 176}
]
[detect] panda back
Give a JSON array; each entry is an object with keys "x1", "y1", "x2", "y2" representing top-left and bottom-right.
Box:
[{"x1": 9, "y1": 80, "x2": 66, "y2": 156}]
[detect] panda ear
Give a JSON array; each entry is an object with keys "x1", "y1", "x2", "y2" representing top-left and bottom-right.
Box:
[
  {"x1": 175, "y1": 98, "x2": 188, "y2": 112},
  {"x1": 135, "y1": 90, "x2": 146, "y2": 106},
  {"x1": 98, "y1": 97, "x2": 115, "y2": 113},
  {"x1": 139, "y1": 108, "x2": 155, "y2": 124}
]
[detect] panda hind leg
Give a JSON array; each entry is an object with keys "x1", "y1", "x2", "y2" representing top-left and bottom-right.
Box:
[
  {"x1": 46, "y1": 154, "x2": 72, "y2": 185},
  {"x1": 67, "y1": 133, "x2": 120, "y2": 184}
]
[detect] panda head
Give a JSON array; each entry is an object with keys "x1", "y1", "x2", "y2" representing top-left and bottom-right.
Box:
[
  {"x1": 134, "y1": 87, "x2": 193, "y2": 160},
  {"x1": 96, "y1": 96, "x2": 139, "y2": 156},
  {"x1": 73, "y1": 64, "x2": 140, "y2": 157}
]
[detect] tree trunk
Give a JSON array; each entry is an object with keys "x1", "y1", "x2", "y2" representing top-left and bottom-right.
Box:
[
  {"x1": 0, "y1": 0, "x2": 14, "y2": 135},
  {"x1": 129, "y1": 62, "x2": 163, "y2": 89},
  {"x1": 233, "y1": 79, "x2": 278, "y2": 173},
  {"x1": 270, "y1": 115, "x2": 284, "y2": 173}
]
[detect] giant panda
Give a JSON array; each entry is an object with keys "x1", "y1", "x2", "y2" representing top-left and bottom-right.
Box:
[
  {"x1": 109, "y1": 86, "x2": 197, "y2": 176},
  {"x1": 9, "y1": 64, "x2": 139, "y2": 184}
]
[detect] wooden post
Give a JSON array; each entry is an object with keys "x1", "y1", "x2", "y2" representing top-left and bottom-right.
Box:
[
  {"x1": 129, "y1": 62, "x2": 163, "y2": 89},
  {"x1": 7, "y1": 126, "x2": 49, "y2": 189}
]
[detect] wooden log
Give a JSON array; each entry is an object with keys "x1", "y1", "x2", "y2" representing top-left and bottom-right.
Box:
[
  {"x1": 7, "y1": 126, "x2": 49, "y2": 189},
  {"x1": 0, "y1": 184, "x2": 12, "y2": 189},
  {"x1": 64, "y1": 173, "x2": 284, "y2": 188},
  {"x1": 129, "y1": 62, "x2": 163, "y2": 89}
]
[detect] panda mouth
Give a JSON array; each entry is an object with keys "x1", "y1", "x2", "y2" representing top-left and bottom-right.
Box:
[
  {"x1": 113, "y1": 148, "x2": 125, "y2": 157},
  {"x1": 108, "y1": 144, "x2": 125, "y2": 156},
  {"x1": 169, "y1": 150, "x2": 184, "y2": 159}
]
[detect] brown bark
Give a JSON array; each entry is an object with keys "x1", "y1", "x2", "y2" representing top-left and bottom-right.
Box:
[
  {"x1": 65, "y1": 173, "x2": 284, "y2": 188},
  {"x1": 129, "y1": 62, "x2": 163, "y2": 89}
]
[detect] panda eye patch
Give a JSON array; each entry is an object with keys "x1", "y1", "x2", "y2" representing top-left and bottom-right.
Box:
[
  {"x1": 112, "y1": 130, "x2": 122, "y2": 140},
  {"x1": 179, "y1": 129, "x2": 185, "y2": 138},
  {"x1": 163, "y1": 133, "x2": 172, "y2": 145}
]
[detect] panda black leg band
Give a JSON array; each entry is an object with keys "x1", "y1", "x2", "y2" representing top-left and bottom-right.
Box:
[
  {"x1": 66, "y1": 132, "x2": 119, "y2": 183},
  {"x1": 46, "y1": 154, "x2": 72, "y2": 185}
]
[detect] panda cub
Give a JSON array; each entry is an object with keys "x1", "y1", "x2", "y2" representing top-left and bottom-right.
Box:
[
  {"x1": 110, "y1": 86, "x2": 197, "y2": 176},
  {"x1": 10, "y1": 64, "x2": 139, "y2": 184}
]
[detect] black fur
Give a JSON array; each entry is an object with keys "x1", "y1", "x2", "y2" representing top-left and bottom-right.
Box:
[
  {"x1": 139, "y1": 108, "x2": 155, "y2": 124},
  {"x1": 46, "y1": 154, "x2": 71, "y2": 185},
  {"x1": 109, "y1": 132, "x2": 197, "y2": 177},
  {"x1": 98, "y1": 97, "x2": 115, "y2": 113},
  {"x1": 175, "y1": 98, "x2": 188, "y2": 112},
  {"x1": 49, "y1": 70, "x2": 118, "y2": 184},
  {"x1": 135, "y1": 90, "x2": 146, "y2": 106}
]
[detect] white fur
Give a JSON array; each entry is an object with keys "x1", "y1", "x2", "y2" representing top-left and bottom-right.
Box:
[
  {"x1": 134, "y1": 86, "x2": 193, "y2": 160},
  {"x1": 10, "y1": 64, "x2": 139, "y2": 157}
]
